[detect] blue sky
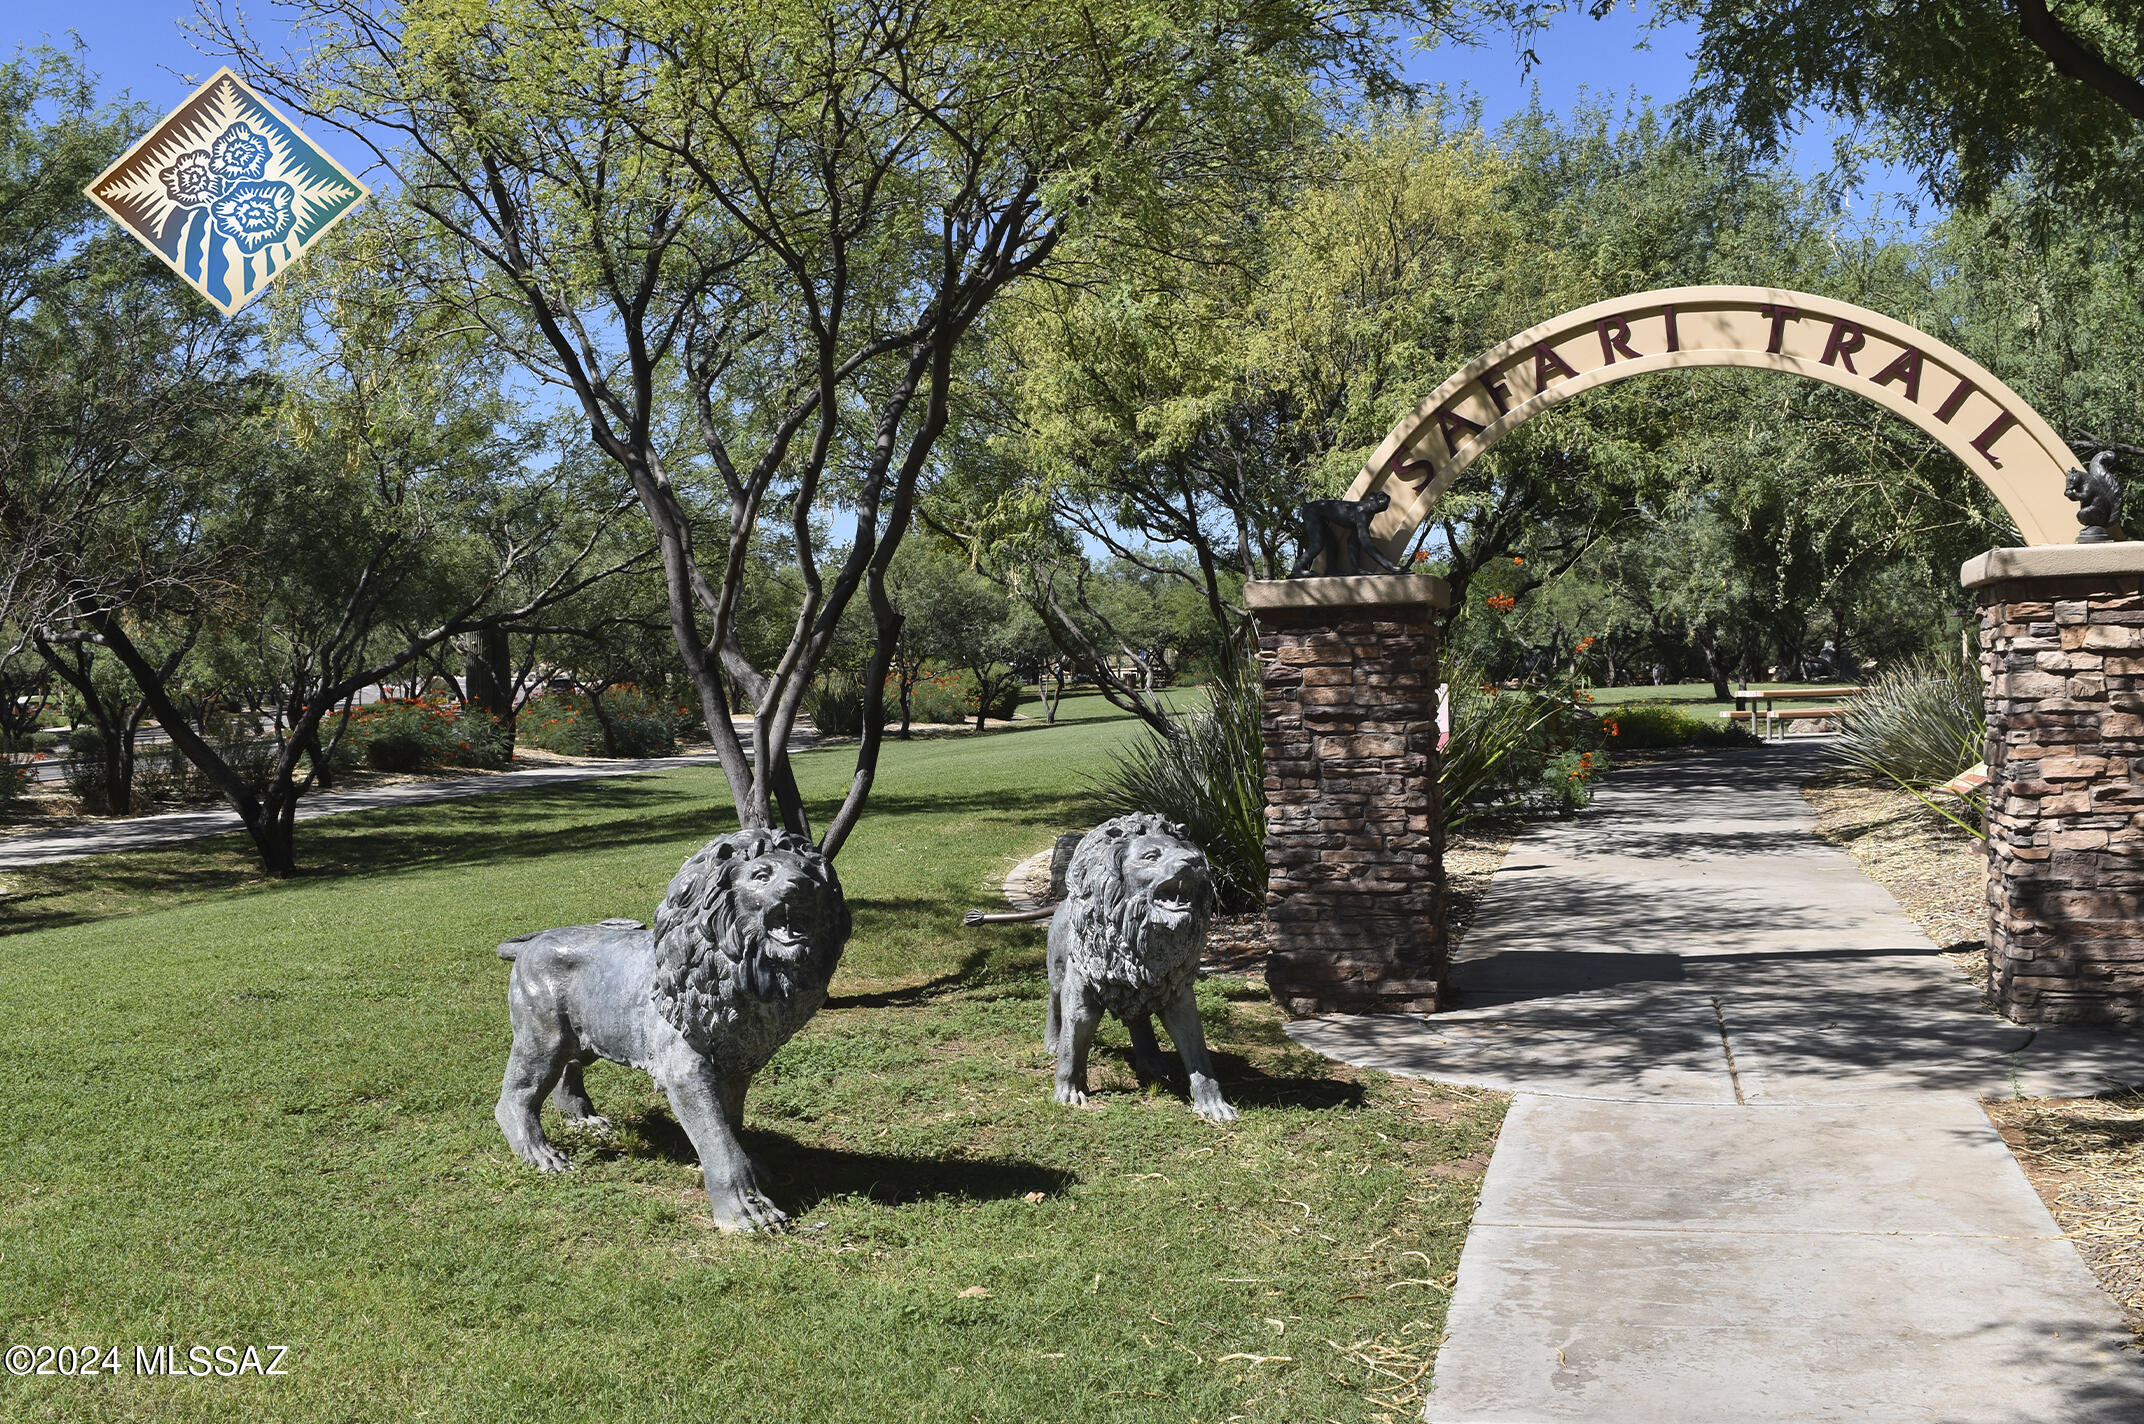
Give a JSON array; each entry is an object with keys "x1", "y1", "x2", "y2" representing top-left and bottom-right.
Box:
[
  {"x1": 19, "y1": 4, "x2": 1704, "y2": 118},
  {"x1": 15, "y1": 4, "x2": 1885, "y2": 195}
]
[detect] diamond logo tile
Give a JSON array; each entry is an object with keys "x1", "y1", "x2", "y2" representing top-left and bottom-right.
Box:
[{"x1": 85, "y1": 67, "x2": 369, "y2": 317}]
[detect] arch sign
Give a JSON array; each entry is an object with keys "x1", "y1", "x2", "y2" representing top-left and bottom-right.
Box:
[{"x1": 1350, "y1": 285, "x2": 2081, "y2": 552}]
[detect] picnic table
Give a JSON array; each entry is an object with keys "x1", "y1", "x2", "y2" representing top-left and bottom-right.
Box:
[{"x1": 1727, "y1": 686, "x2": 1863, "y2": 740}]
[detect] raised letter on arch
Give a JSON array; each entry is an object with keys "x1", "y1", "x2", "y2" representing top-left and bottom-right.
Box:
[
  {"x1": 1533, "y1": 342, "x2": 1579, "y2": 389},
  {"x1": 1596, "y1": 315, "x2": 1640, "y2": 363},
  {"x1": 1436, "y1": 408, "x2": 1486, "y2": 456},
  {"x1": 1971, "y1": 411, "x2": 2019, "y2": 467},
  {"x1": 1870, "y1": 345, "x2": 1924, "y2": 403},
  {"x1": 1820, "y1": 319, "x2": 1866, "y2": 373},
  {"x1": 1758, "y1": 304, "x2": 1800, "y2": 355}
]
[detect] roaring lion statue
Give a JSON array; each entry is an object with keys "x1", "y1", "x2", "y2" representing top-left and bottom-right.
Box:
[
  {"x1": 492, "y1": 828, "x2": 850, "y2": 1232},
  {"x1": 1045, "y1": 813, "x2": 1236, "y2": 1121}
]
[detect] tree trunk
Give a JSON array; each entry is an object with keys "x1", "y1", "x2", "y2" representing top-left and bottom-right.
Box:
[
  {"x1": 1698, "y1": 630, "x2": 1733, "y2": 703},
  {"x1": 582, "y1": 681, "x2": 623, "y2": 757},
  {"x1": 1042, "y1": 663, "x2": 1064, "y2": 723},
  {"x1": 463, "y1": 627, "x2": 516, "y2": 748}
]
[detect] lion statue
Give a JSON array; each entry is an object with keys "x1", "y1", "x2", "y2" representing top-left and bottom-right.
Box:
[
  {"x1": 492, "y1": 827, "x2": 850, "y2": 1232},
  {"x1": 2065, "y1": 450, "x2": 2125, "y2": 543},
  {"x1": 1045, "y1": 813, "x2": 1236, "y2": 1121}
]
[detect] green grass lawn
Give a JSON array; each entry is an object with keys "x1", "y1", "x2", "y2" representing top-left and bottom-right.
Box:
[{"x1": 0, "y1": 704, "x2": 1501, "y2": 1423}]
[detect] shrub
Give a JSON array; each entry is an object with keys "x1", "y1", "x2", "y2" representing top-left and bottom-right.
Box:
[
  {"x1": 341, "y1": 696, "x2": 509, "y2": 771},
  {"x1": 1598, "y1": 702, "x2": 1757, "y2": 750},
  {"x1": 906, "y1": 675, "x2": 967, "y2": 726},
  {"x1": 0, "y1": 759, "x2": 31, "y2": 807},
  {"x1": 902, "y1": 667, "x2": 1026, "y2": 727},
  {"x1": 60, "y1": 751, "x2": 111, "y2": 812},
  {"x1": 805, "y1": 671, "x2": 867, "y2": 738},
  {"x1": 1092, "y1": 655, "x2": 1265, "y2": 911},
  {"x1": 1835, "y1": 655, "x2": 1985, "y2": 834},
  {"x1": 981, "y1": 674, "x2": 1026, "y2": 722},
  {"x1": 521, "y1": 687, "x2": 677, "y2": 758},
  {"x1": 1441, "y1": 661, "x2": 1607, "y2": 826}
]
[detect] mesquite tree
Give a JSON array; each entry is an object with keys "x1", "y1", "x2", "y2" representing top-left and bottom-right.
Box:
[{"x1": 201, "y1": 0, "x2": 1446, "y2": 858}]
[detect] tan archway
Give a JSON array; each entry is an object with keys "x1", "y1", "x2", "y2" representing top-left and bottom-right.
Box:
[{"x1": 1348, "y1": 285, "x2": 2082, "y2": 552}]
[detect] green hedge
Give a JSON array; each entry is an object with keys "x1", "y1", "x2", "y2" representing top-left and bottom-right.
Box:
[{"x1": 1598, "y1": 702, "x2": 1756, "y2": 750}]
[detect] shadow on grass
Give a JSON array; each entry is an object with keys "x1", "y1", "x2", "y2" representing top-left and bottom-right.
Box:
[
  {"x1": 1085, "y1": 1035, "x2": 1368, "y2": 1114},
  {"x1": 617, "y1": 1105, "x2": 1076, "y2": 1208},
  {"x1": 2, "y1": 774, "x2": 1084, "y2": 936}
]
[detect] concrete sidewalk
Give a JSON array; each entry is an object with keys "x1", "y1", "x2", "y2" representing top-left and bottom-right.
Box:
[
  {"x1": 1289, "y1": 744, "x2": 2144, "y2": 1423},
  {"x1": 0, "y1": 753, "x2": 728, "y2": 869}
]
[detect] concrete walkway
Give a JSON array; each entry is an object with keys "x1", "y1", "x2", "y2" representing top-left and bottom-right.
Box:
[
  {"x1": 0, "y1": 754, "x2": 727, "y2": 869},
  {"x1": 1289, "y1": 743, "x2": 2144, "y2": 1423}
]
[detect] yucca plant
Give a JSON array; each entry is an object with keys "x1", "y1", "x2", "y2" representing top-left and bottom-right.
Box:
[
  {"x1": 1092, "y1": 650, "x2": 1267, "y2": 911},
  {"x1": 1834, "y1": 653, "x2": 1987, "y2": 837}
]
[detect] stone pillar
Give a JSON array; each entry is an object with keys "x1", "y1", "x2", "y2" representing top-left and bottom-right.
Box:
[
  {"x1": 1246, "y1": 575, "x2": 1450, "y2": 1015},
  {"x1": 1965, "y1": 544, "x2": 2144, "y2": 1026}
]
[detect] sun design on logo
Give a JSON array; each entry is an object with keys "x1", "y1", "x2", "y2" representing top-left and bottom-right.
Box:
[{"x1": 85, "y1": 69, "x2": 367, "y2": 316}]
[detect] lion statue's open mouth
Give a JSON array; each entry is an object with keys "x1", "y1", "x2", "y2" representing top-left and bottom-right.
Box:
[
  {"x1": 1144, "y1": 867, "x2": 1202, "y2": 925},
  {"x1": 492, "y1": 828, "x2": 850, "y2": 1233}
]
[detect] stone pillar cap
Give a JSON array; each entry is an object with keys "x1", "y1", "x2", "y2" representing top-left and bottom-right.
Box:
[
  {"x1": 1961, "y1": 543, "x2": 2144, "y2": 589},
  {"x1": 1245, "y1": 575, "x2": 1452, "y2": 611}
]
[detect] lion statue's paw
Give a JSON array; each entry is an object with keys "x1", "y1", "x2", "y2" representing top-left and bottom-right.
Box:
[
  {"x1": 1194, "y1": 1095, "x2": 1240, "y2": 1124},
  {"x1": 709, "y1": 1188, "x2": 791, "y2": 1234},
  {"x1": 1053, "y1": 1082, "x2": 1089, "y2": 1108},
  {"x1": 521, "y1": 1141, "x2": 573, "y2": 1173}
]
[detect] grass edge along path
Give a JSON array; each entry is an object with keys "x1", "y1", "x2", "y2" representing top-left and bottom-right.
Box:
[{"x1": 0, "y1": 702, "x2": 1504, "y2": 1424}]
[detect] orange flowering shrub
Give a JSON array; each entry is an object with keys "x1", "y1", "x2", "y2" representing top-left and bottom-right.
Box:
[
  {"x1": 523, "y1": 685, "x2": 679, "y2": 758},
  {"x1": 342, "y1": 696, "x2": 508, "y2": 772}
]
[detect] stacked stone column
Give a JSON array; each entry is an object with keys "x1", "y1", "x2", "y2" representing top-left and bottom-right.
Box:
[
  {"x1": 1246, "y1": 576, "x2": 1448, "y2": 1015},
  {"x1": 1967, "y1": 544, "x2": 2144, "y2": 1026}
]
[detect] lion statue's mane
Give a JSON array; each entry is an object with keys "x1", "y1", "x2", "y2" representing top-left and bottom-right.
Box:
[
  {"x1": 652, "y1": 828, "x2": 852, "y2": 1076},
  {"x1": 1056, "y1": 813, "x2": 1215, "y2": 1014},
  {"x1": 492, "y1": 827, "x2": 850, "y2": 1231},
  {"x1": 1045, "y1": 813, "x2": 1236, "y2": 1121}
]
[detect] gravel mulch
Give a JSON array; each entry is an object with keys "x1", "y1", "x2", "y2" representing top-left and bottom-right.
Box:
[
  {"x1": 1801, "y1": 768, "x2": 2144, "y2": 1340},
  {"x1": 1444, "y1": 821, "x2": 1516, "y2": 956},
  {"x1": 1984, "y1": 1092, "x2": 2144, "y2": 1335}
]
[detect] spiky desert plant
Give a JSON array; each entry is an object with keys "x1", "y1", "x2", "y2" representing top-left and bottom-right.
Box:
[
  {"x1": 1092, "y1": 651, "x2": 1266, "y2": 911},
  {"x1": 1835, "y1": 654, "x2": 1987, "y2": 835}
]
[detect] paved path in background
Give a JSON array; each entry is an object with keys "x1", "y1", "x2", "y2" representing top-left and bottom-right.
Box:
[
  {"x1": 1290, "y1": 744, "x2": 2144, "y2": 1423},
  {"x1": 0, "y1": 754, "x2": 729, "y2": 869}
]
